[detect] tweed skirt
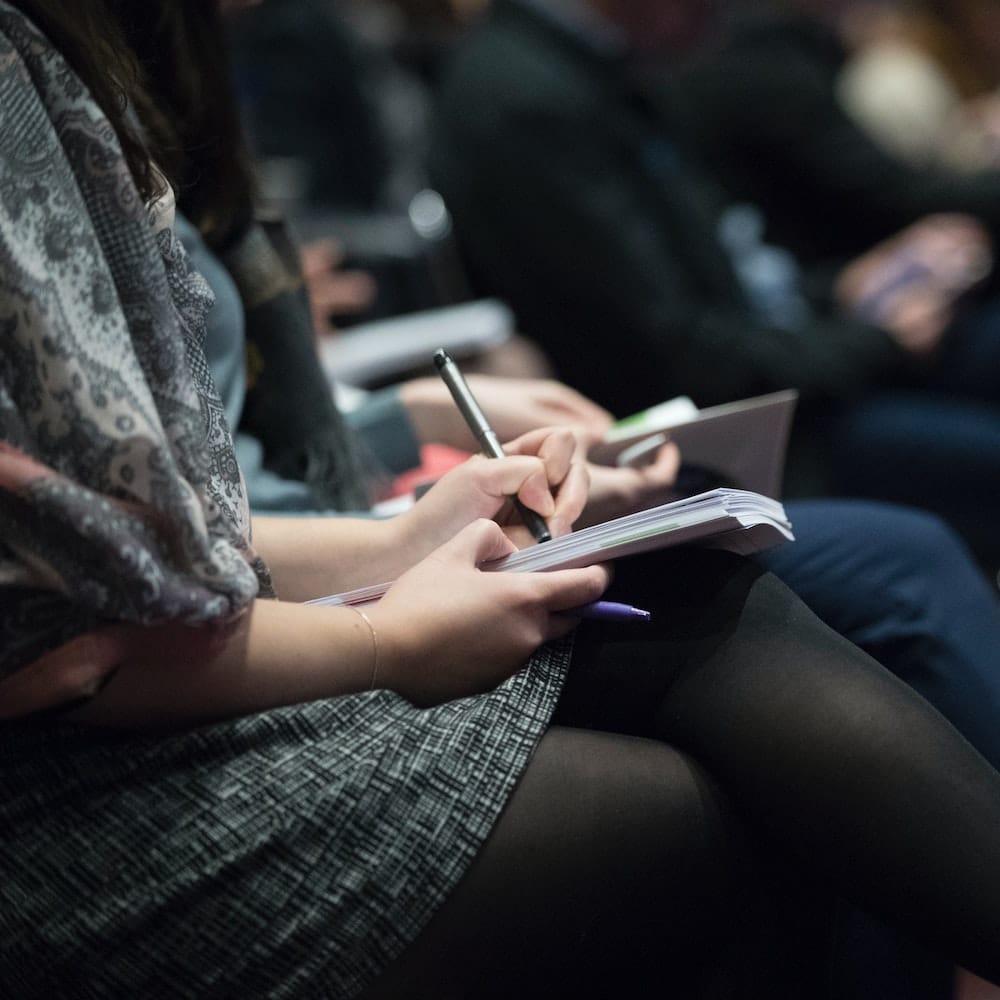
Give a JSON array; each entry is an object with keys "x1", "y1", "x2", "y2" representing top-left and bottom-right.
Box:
[{"x1": 0, "y1": 639, "x2": 571, "y2": 999}]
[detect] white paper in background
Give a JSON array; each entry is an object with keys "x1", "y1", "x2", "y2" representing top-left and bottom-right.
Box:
[{"x1": 318, "y1": 298, "x2": 514, "y2": 387}]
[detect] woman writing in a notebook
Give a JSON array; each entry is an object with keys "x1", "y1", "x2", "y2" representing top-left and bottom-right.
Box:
[{"x1": 2, "y1": 2, "x2": 1000, "y2": 997}]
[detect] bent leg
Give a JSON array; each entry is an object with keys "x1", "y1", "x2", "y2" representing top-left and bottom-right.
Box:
[{"x1": 566, "y1": 550, "x2": 1000, "y2": 984}]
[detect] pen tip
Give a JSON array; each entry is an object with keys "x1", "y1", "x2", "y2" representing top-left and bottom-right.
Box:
[{"x1": 433, "y1": 349, "x2": 449, "y2": 370}]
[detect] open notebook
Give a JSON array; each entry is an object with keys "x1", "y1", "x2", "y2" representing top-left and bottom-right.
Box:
[{"x1": 307, "y1": 488, "x2": 794, "y2": 608}]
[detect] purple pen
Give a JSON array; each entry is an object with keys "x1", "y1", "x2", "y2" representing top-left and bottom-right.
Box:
[{"x1": 569, "y1": 601, "x2": 652, "y2": 623}]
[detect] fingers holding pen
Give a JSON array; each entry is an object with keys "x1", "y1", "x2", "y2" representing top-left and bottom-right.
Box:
[
  {"x1": 432, "y1": 352, "x2": 587, "y2": 538},
  {"x1": 467, "y1": 452, "x2": 556, "y2": 520},
  {"x1": 450, "y1": 442, "x2": 580, "y2": 543},
  {"x1": 502, "y1": 426, "x2": 590, "y2": 535},
  {"x1": 395, "y1": 451, "x2": 556, "y2": 567}
]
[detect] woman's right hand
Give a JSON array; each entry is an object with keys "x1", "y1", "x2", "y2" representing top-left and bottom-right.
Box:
[
  {"x1": 393, "y1": 425, "x2": 589, "y2": 569},
  {"x1": 368, "y1": 519, "x2": 609, "y2": 706}
]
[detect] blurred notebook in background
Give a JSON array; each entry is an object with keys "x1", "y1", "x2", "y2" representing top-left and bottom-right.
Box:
[{"x1": 591, "y1": 390, "x2": 798, "y2": 499}]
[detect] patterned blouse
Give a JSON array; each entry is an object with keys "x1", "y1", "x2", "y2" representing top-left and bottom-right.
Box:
[{"x1": 0, "y1": 3, "x2": 270, "y2": 690}]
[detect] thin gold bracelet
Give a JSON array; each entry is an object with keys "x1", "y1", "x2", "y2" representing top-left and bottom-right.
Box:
[{"x1": 349, "y1": 606, "x2": 379, "y2": 691}]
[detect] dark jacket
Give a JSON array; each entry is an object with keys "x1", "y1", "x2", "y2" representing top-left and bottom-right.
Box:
[{"x1": 429, "y1": 0, "x2": 902, "y2": 422}]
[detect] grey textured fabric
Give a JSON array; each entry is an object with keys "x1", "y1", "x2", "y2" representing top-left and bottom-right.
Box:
[
  {"x1": 0, "y1": 5, "x2": 572, "y2": 995},
  {"x1": 1, "y1": 639, "x2": 571, "y2": 998}
]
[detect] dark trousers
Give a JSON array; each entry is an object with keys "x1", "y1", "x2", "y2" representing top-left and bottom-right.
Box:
[{"x1": 828, "y1": 297, "x2": 1000, "y2": 567}]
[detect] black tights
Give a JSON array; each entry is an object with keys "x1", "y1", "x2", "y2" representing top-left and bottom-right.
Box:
[{"x1": 363, "y1": 552, "x2": 1000, "y2": 997}]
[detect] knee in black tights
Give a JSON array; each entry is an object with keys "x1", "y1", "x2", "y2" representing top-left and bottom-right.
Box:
[{"x1": 361, "y1": 727, "x2": 776, "y2": 999}]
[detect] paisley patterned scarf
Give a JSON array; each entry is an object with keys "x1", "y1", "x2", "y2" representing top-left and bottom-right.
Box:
[{"x1": 0, "y1": 3, "x2": 269, "y2": 680}]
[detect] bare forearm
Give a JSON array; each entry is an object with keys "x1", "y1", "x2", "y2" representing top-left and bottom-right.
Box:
[
  {"x1": 251, "y1": 514, "x2": 416, "y2": 602},
  {"x1": 69, "y1": 600, "x2": 379, "y2": 729}
]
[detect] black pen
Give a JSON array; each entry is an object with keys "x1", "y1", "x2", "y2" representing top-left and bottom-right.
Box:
[{"x1": 433, "y1": 348, "x2": 552, "y2": 543}]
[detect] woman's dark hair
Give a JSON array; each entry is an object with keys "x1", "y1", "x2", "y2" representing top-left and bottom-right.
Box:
[
  {"x1": 11, "y1": 0, "x2": 165, "y2": 203},
  {"x1": 108, "y1": 0, "x2": 258, "y2": 251}
]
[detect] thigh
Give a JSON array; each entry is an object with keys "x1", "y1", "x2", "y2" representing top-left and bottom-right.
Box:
[
  {"x1": 560, "y1": 551, "x2": 969, "y2": 869},
  {"x1": 554, "y1": 549, "x2": 770, "y2": 738}
]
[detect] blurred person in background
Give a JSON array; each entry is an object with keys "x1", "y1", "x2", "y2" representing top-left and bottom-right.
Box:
[
  {"x1": 430, "y1": 0, "x2": 1000, "y2": 571},
  {"x1": 673, "y1": 0, "x2": 1000, "y2": 264}
]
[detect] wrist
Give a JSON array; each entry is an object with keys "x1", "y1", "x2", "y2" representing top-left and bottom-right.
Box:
[
  {"x1": 362, "y1": 602, "x2": 425, "y2": 703},
  {"x1": 377, "y1": 505, "x2": 438, "y2": 580},
  {"x1": 345, "y1": 606, "x2": 380, "y2": 690}
]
